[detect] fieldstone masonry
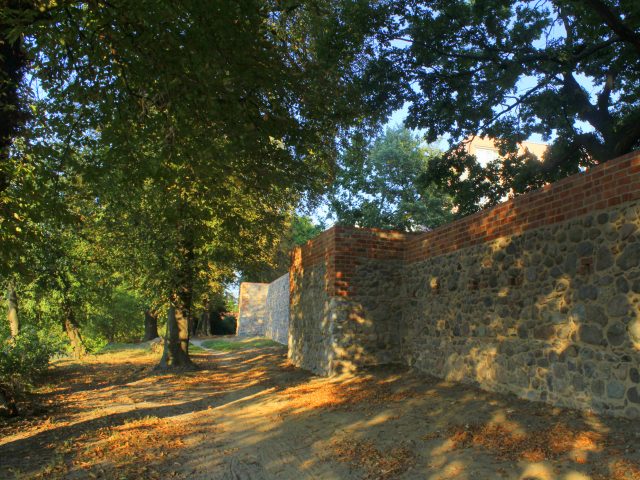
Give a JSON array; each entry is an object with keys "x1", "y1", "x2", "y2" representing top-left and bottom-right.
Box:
[
  {"x1": 264, "y1": 273, "x2": 290, "y2": 345},
  {"x1": 237, "y1": 274, "x2": 289, "y2": 344},
  {"x1": 237, "y1": 283, "x2": 268, "y2": 337},
  {"x1": 401, "y1": 203, "x2": 640, "y2": 418},
  {"x1": 289, "y1": 151, "x2": 640, "y2": 419}
]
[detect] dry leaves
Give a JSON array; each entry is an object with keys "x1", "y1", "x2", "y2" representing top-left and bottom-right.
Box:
[
  {"x1": 332, "y1": 438, "x2": 416, "y2": 480},
  {"x1": 447, "y1": 421, "x2": 604, "y2": 462},
  {"x1": 278, "y1": 376, "x2": 416, "y2": 415}
]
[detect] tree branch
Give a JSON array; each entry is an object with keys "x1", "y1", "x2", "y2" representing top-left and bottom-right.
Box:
[
  {"x1": 613, "y1": 110, "x2": 640, "y2": 156},
  {"x1": 582, "y1": 0, "x2": 640, "y2": 54},
  {"x1": 561, "y1": 72, "x2": 611, "y2": 136}
]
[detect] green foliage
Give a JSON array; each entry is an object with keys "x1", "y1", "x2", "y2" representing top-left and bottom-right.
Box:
[
  {"x1": 290, "y1": 216, "x2": 324, "y2": 247},
  {"x1": 241, "y1": 214, "x2": 325, "y2": 282},
  {"x1": 327, "y1": 126, "x2": 454, "y2": 231},
  {"x1": 387, "y1": 0, "x2": 640, "y2": 213},
  {"x1": 0, "y1": 327, "x2": 64, "y2": 391},
  {"x1": 6, "y1": 256, "x2": 145, "y2": 356},
  {"x1": 85, "y1": 286, "x2": 145, "y2": 345},
  {"x1": 212, "y1": 315, "x2": 238, "y2": 336},
  {"x1": 416, "y1": 149, "x2": 505, "y2": 218},
  {"x1": 224, "y1": 293, "x2": 239, "y2": 314}
]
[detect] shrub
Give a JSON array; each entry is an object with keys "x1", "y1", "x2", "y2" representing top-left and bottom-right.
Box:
[
  {"x1": 0, "y1": 327, "x2": 64, "y2": 391},
  {"x1": 212, "y1": 314, "x2": 237, "y2": 335}
]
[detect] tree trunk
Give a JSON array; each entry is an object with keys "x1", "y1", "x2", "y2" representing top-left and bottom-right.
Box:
[
  {"x1": 7, "y1": 281, "x2": 18, "y2": 338},
  {"x1": 199, "y1": 311, "x2": 211, "y2": 336},
  {"x1": 63, "y1": 304, "x2": 86, "y2": 359},
  {"x1": 0, "y1": 2, "x2": 30, "y2": 196},
  {"x1": 157, "y1": 305, "x2": 195, "y2": 369},
  {"x1": 189, "y1": 314, "x2": 198, "y2": 338},
  {"x1": 142, "y1": 309, "x2": 159, "y2": 341},
  {"x1": 156, "y1": 221, "x2": 196, "y2": 370}
]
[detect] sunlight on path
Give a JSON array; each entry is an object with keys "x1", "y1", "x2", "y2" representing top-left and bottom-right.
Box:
[{"x1": 1, "y1": 340, "x2": 639, "y2": 480}]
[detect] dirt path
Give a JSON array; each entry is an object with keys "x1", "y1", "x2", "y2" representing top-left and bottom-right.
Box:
[{"x1": 1, "y1": 339, "x2": 639, "y2": 480}]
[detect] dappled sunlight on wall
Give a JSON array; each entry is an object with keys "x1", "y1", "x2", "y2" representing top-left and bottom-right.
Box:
[{"x1": 289, "y1": 151, "x2": 640, "y2": 419}]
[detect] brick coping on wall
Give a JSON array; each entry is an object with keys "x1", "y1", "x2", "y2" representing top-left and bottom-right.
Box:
[
  {"x1": 406, "y1": 150, "x2": 640, "y2": 263},
  {"x1": 298, "y1": 151, "x2": 640, "y2": 265},
  {"x1": 293, "y1": 150, "x2": 640, "y2": 286}
]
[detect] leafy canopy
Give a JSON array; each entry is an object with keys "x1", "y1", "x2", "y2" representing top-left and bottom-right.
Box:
[
  {"x1": 327, "y1": 126, "x2": 453, "y2": 231},
  {"x1": 6, "y1": 0, "x2": 400, "y2": 288},
  {"x1": 385, "y1": 0, "x2": 640, "y2": 213},
  {"x1": 242, "y1": 214, "x2": 325, "y2": 283},
  {"x1": 0, "y1": 1, "x2": 406, "y2": 364}
]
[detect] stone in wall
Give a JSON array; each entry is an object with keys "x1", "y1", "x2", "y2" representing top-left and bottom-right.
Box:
[
  {"x1": 401, "y1": 200, "x2": 640, "y2": 419},
  {"x1": 265, "y1": 273, "x2": 290, "y2": 345},
  {"x1": 237, "y1": 283, "x2": 269, "y2": 337}
]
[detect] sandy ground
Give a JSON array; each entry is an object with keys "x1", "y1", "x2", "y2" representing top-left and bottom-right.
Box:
[{"x1": 1, "y1": 337, "x2": 639, "y2": 480}]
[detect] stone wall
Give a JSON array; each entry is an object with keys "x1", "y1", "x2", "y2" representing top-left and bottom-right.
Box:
[
  {"x1": 288, "y1": 151, "x2": 640, "y2": 418},
  {"x1": 289, "y1": 229, "x2": 335, "y2": 374},
  {"x1": 237, "y1": 273, "x2": 290, "y2": 344},
  {"x1": 237, "y1": 283, "x2": 268, "y2": 337},
  {"x1": 401, "y1": 201, "x2": 640, "y2": 418},
  {"x1": 265, "y1": 273, "x2": 290, "y2": 345},
  {"x1": 289, "y1": 227, "x2": 409, "y2": 374}
]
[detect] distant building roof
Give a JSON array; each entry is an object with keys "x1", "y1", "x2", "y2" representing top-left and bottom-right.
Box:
[{"x1": 464, "y1": 136, "x2": 548, "y2": 167}]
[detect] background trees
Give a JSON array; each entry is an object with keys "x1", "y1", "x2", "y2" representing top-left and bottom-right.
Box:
[
  {"x1": 326, "y1": 127, "x2": 453, "y2": 231},
  {"x1": 1, "y1": 0, "x2": 400, "y2": 370},
  {"x1": 387, "y1": 0, "x2": 640, "y2": 213},
  {"x1": 242, "y1": 214, "x2": 324, "y2": 283}
]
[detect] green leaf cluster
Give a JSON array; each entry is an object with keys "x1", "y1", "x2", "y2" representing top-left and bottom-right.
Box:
[
  {"x1": 327, "y1": 126, "x2": 454, "y2": 231},
  {"x1": 385, "y1": 0, "x2": 640, "y2": 213}
]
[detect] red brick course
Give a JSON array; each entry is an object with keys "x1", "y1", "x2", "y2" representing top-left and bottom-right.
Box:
[
  {"x1": 405, "y1": 150, "x2": 640, "y2": 262},
  {"x1": 291, "y1": 151, "x2": 640, "y2": 298}
]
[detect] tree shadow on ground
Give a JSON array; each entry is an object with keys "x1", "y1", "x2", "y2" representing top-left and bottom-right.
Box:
[
  {"x1": 3, "y1": 341, "x2": 638, "y2": 480},
  {"x1": 0, "y1": 344, "x2": 310, "y2": 479}
]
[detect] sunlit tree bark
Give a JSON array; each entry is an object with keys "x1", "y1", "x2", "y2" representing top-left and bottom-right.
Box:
[
  {"x1": 143, "y1": 309, "x2": 159, "y2": 341},
  {"x1": 6, "y1": 281, "x2": 19, "y2": 338},
  {"x1": 63, "y1": 307, "x2": 86, "y2": 359}
]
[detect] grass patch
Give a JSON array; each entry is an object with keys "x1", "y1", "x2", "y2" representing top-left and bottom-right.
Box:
[
  {"x1": 100, "y1": 341, "x2": 208, "y2": 356},
  {"x1": 97, "y1": 342, "x2": 151, "y2": 355},
  {"x1": 188, "y1": 344, "x2": 207, "y2": 353},
  {"x1": 200, "y1": 337, "x2": 280, "y2": 351}
]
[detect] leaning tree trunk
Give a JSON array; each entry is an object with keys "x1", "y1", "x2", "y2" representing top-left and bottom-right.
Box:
[
  {"x1": 157, "y1": 305, "x2": 195, "y2": 369},
  {"x1": 62, "y1": 303, "x2": 86, "y2": 359},
  {"x1": 198, "y1": 311, "x2": 211, "y2": 336},
  {"x1": 0, "y1": 1, "x2": 29, "y2": 197},
  {"x1": 189, "y1": 314, "x2": 199, "y2": 338},
  {"x1": 142, "y1": 309, "x2": 159, "y2": 341},
  {"x1": 7, "y1": 281, "x2": 19, "y2": 338}
]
